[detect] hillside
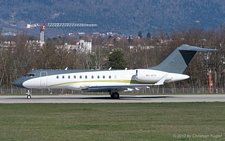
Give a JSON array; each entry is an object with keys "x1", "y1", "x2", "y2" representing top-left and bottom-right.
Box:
[{"x1": 0, "y1": 0, "x2": 225, "y2": 36}]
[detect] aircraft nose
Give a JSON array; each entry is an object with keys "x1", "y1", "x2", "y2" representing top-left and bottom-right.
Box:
[{"x1": 11, "y1": 78, "x2": 25, "y2": 88}]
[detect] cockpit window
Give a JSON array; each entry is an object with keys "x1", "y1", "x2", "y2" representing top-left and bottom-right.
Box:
[{"x1": 27, "y1": 74, "x2": 35, "y2": 77}]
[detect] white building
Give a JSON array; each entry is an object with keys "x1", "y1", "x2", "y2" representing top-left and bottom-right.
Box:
[{"x1": 61, "y1": 40, "x2": 92, "y2": 53}]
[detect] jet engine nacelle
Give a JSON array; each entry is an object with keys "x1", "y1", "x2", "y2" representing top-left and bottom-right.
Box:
[
  {"x1": 135, "y1": 69, "x2": 190, "y2": 84},
  {"x1": 135, "y1": 69, "x2": 166, "y2": 83}
]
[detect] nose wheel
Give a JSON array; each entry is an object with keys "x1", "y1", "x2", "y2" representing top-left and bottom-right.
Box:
[
  {"x1": 26, "y1": 90, "x2": 32, "y2": 99},
  {"x1": 110, "y1": 92, "x2": 120, "y2": 99}
]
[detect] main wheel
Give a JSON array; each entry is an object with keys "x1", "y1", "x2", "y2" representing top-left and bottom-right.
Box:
[
  {"x1": 27, "y1": 95, "x2": 31, "y2": 99},
  {"x1": 111, "y1": 92, "x2": 120, "y2": 99}
]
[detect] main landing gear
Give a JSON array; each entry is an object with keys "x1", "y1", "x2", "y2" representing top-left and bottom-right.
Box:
[
  {"x1": 26, "y1": 89, "x2": 32, "y2": 99},
  {"x1": 110, "y1": 92, "x2": 120, "y2": 99}
]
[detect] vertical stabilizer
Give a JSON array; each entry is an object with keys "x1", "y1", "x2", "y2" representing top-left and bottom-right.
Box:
[{"x1": 149, "y1": 44, "x2": 216, "y2": 74}]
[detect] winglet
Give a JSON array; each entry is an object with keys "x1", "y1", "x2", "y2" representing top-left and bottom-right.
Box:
[{"x1": 154, "y1": 74, "x2": 168, "y2": 85}]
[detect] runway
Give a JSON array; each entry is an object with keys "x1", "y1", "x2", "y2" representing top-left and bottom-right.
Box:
[{"x1": 0, "y1": 94, "x2": 225, "y2": 103}]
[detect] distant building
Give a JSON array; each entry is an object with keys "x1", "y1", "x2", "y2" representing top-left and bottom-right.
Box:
[
  {"x1": 0, "y1": 40, "x2": 45, "y2": 53},
  {"x1": 0, "y1": 41, "x2": 16, "y2": 52},
  {"x1": 0, "y1": 39, "x2": 92, "y2": 54},
  {"x1": 1, "y1": 27, "x2": 17, "y2": 36},
  {"x1": 26, "y1": 40, "x2": 45, "y2": 52},
  {"x1": 70, "y1": 32, "x2": 118, "y2": 38},
  {"x1": 57, "y1": 40, "x2": 92, "y2": 53},
  {"x1": 128, "y1": 44, "x2": 155, "y2": 50}
]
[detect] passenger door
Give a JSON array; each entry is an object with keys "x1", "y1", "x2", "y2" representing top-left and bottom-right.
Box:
[{"x1": 40, "y1": 71, "x2": 47, "y2": 87}]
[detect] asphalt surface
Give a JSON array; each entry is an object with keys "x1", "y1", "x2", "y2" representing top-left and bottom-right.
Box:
[{"x1": 0, "y1": 94, "x2": 225, "y2": 103}]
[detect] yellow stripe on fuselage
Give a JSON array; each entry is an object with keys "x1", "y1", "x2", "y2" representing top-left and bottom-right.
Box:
[{"x1": 50, "y1": 79, "x2": 155, "y2": 87}]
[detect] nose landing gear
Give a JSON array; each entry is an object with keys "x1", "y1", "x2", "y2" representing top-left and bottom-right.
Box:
[{"x1": 26, "y1": 89, "x2": 32, "y2": 99}]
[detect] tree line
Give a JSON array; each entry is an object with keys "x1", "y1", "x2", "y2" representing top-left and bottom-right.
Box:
[{"x1": 1, "y1": 26, "x2": 225, "y2": 90}]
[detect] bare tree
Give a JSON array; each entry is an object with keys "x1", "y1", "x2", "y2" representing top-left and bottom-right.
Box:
[{"x1": 91, "y1": 45, "x2": 109, "y2": 69}]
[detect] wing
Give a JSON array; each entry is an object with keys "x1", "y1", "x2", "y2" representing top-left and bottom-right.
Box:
[{"x1": 81, "y1": 84, "x2": 153, "y2": 92}]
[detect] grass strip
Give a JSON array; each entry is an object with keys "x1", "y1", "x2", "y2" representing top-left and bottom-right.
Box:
[{"x1": 0, "y1": 103, "x2": 224, "y2": 141}]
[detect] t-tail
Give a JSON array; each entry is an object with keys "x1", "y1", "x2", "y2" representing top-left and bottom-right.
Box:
[{"x1": 149, "y1": 44, "x2": 216, "y2": 74}]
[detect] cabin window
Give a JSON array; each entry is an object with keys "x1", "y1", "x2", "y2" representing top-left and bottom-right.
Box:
[
  {"x1": 68, "y1": 75, "x2": 70, "y2": 79},
  {"x1": 80, "y1": 75, "x2": 82, "y2": 79},
  {"x1": 28, "y1": 74, "x2": 35, "y2": 77},
  {"x1": 91, "y1": 75, "x2": 94, "y2": 79},
  {"x1": 56, "y1": 76, "x2": 59, "y2": 79},
  {"x1": 103, "y1": 75, "x2": 105, "y2": 79},
  {"x1": 109, "y1": 75, "x2": 111, "y2": 79},
  {"x1": 97, "y1": 75, "x2": 100, "y2": 79},
  {"x1": 85, "y1": 75, "x2": 87, "y2": 79},
  {"x1": 74, "y1": 75, "x2": 76, "y2": 79},
  {"x1": 62, "y1": 76, "x2": 64, "y2": 79}
]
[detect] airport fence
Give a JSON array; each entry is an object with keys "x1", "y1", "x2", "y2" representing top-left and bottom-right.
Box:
[{"x1": 0, "y1": 87, "x2": 224, "y2": 95}]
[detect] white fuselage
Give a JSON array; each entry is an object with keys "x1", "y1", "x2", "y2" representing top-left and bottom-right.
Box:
[{"x1": 22, "y1": 69, "x2": 189, "y2": 90}]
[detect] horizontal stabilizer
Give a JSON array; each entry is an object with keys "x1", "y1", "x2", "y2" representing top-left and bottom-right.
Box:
[{"x1": 179, "y1": 45, "x2": 217, "y2": 51}]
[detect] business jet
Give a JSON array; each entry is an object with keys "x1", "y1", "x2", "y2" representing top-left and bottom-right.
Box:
[{"x1": 11, "y1": 44, "x2": 216, "y2": 99}]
